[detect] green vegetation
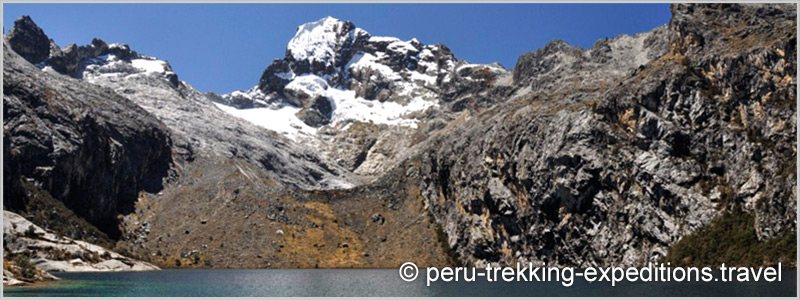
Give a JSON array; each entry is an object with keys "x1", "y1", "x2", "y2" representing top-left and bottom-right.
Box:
[
  {"x1": 12, "y1": 252, "x2": 37, "y2": 280},
  {"x1": 663, "y1": 210, "x2": 796, "y2": 267}
]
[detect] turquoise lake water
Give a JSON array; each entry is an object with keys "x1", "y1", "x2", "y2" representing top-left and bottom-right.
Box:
[{"x1": 4, "y1": 269, "x2": 796, "y2": 297}]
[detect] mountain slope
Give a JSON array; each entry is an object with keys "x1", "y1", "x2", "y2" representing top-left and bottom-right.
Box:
[
  {"x1": 417, "y1": 3, "x2": 796, "y2": 267},
  {"x1": 3, "y1": 39, "x2": 173, "y2": 239},
  {"x1": 3, "y1": 39, "x2": 167, "y2": 284},
  {"x1": 2, "y1": 3, "x2": 795, "y2": 274},
  {"x1": 3, "y1": 15, "x2": 460, "y2": 270}
]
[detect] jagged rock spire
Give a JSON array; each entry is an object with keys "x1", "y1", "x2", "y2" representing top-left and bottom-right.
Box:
[{"x1": 4, "y1": 15, "x2": 55, "y2": 64}]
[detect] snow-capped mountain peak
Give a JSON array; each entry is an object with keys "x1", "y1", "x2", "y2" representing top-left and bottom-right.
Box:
[
  {"x1": 287, "y1": 16, "x2": 368, "y2": 68},
  {"x1": 211, "y1": 16, "x2": 508, "y2": 174}
]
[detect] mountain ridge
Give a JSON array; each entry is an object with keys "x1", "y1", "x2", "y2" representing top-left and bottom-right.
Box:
[{"x1": 2, "y1": 4, "x2": 796, "y2": 285}]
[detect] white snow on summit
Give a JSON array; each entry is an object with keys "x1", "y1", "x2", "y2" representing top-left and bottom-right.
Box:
[
  {"x1": 215, "y1": 16, "x2": 462, "y2": 143},
  {"x1": 345, "y1": 48, "x2": 438, "y2": 92},
  {"x1": 367, "y1": 36, "x2": 401, "y2": 43},
  {"x1": 287, "y1": 16, "x2": 367, "y2": 66}
]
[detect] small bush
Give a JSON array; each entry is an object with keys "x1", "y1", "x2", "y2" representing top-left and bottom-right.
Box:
[
  {"x1": 12, "y1": 252, "x2": 37, "y2": 280},
  {"x1": 24, "y1": 225, "x2": 38, "y2": 238}
]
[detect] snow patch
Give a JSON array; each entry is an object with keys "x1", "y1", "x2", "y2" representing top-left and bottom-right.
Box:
[
  {"x1": 79, "y1": 54, "x2": 171, "y2": 80},
  {"x1": 346, "y1": 52, "x2": 401, "y2": 81},
  {"x1": 326, "y1": 88, "x2": 436, "y2": 128},
  {"x1": 215, "y1": 73, "x2": 437, "y2": 141},
  {"x1": 41, "y1": 65, "x2": 56, "y2": 74},
  {"x1": 131, "y1": 59, "x2": 169, "y2": 74},
  {"x1": 284, "y1": 74, "x2": 329, "y2": 99},
  {"x1": 387, "y1": 40, "x2": 418, "y2": 54},
  {"x1": 368, "y1": 36, "x2": 401, "y2": 43},
  {"x1": 213, "y1": 102, "x2": 317, "y2": 141},
  {"x1": 410, "y1": 71, "x2": 437, "y2": 85},
  {"x1": 456, "y1": 63, "x2": 504, "y2": 73}
]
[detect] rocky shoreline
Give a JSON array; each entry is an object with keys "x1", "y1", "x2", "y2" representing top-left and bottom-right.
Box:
[{"x1": 3, "y1": 211, "x2": 159, "y2": 286}]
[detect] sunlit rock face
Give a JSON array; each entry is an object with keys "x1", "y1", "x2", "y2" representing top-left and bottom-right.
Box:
[{"x1": 2, "y1": 4, "x2": 795, "y2": 274}]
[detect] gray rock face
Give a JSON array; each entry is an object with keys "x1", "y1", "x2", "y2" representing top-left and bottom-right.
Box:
[
  {"x1": 4, "y1": 16, "x2": 55, "y2": 64},
  {"x1": 48, "y1": 39, "x2": 141, "y2": 76},
  {"x1": 438, "y1": 62, "x2": 513, "y2": 112},
  {"x1": 617, "y1": 3, "x2": 798, "y2": 241},
  {"x1": 513, "y1": 26, "x2": 669, "y2": 97},
  {"x1": 3, "y1": 41, "x2": 174, "y2": 237},
  {"x1": 418, "y1": 3, "x2": 796, "y2": 267},
  {"x1": 295, "y1": 95, "x2": 333, "y2": 127}
]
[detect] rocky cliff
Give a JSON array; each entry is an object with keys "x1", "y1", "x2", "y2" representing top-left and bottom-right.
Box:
[
  {"x1": 3, "y1": 29, "x2": 173, "y2": 284},
  {"x1": 417, "y1": 3, "x2": 796, "y2": 268},
  {"x1": 3, "y1": 38, "x2": 173, "y2": 239},
  {"x1": 2, "y1": 3, "x2": 796, "y2": 276}
]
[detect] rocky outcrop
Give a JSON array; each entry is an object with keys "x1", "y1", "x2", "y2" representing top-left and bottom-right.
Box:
[
  {"x1": 417, "y1": 3, "x2": 796, "y2": 268},
  {"x1": 513, "y1": 25, "x2": 669, "y2": 100},
  {"x1": 48, "y1": 39, "x2": 144, "y2": 77},
  {"x1": 206, "y1": 89, "x2": 269, "y2": 109},
  {"x1": 4, "y1": 16, "x2": 57, "y2": 64},
  {"x1": 295, "y1": 95, "x2": 334, "y2": 127},
  {"x1": 3, "y1": 211, "x2": 159, "y2": 286},
  {"x1": 599, "y1": 3, "x2": 798, "y2": 241},
  {"x1": 3, "y1": 40, "x2": 174, "y2": 238},
  {"x1": 4, "y1": 17, "x2": 143, "y2": 77}
]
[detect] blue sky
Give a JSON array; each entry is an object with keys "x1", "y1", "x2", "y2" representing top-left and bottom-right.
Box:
[{"x1": 3, "y1": 4, "x2": 671, "y2": 93}]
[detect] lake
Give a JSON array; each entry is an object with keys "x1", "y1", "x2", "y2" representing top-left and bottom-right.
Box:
[{"x1": 3, "y1": 269, "x2": 796, "y2": 297}]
